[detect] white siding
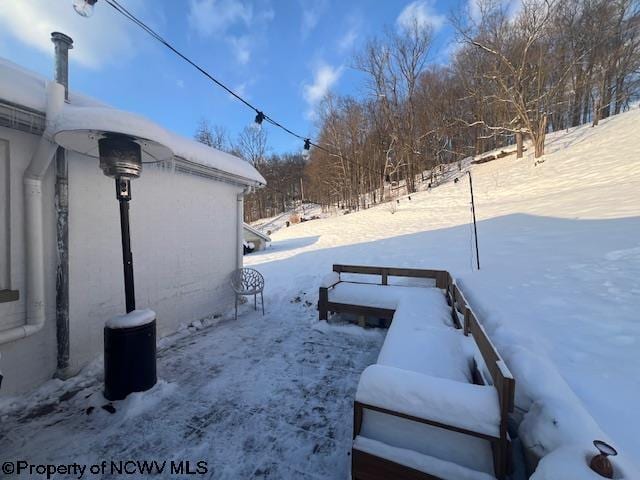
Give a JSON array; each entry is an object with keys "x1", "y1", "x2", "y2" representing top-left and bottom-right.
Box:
[
  {"x1": 67, "y1": 155, "x2": 241, "y2": 372},
  {"x1": 0, "y1": 134, "x2": 242, "y2": 396},
  {"x1": 0, "y1": 127, "x2": 58, "y2": 395}
]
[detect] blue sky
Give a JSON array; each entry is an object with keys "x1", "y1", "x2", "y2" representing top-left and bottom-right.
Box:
[{"x1": 0, "y1": 0, "x2": 463, "y2": 154}]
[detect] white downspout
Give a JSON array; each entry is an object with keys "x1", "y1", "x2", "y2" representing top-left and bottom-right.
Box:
[
  {"x1": 236, "y1": 186, "x2": 252, "y2": 270},
  {"x1": 0, "y1": 82, "x2": 64, "y2": 344}
]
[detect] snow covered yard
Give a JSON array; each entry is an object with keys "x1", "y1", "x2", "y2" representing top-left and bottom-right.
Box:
[
  {"x1": 246, "y1": 108, "x2": 640, "y2": 474},
  {"x1": 1, "y1": 108, "x2": 638, "y2": 478},
  {"x1": 0, "y1": 302, "x2": 383, "y2": 479}
]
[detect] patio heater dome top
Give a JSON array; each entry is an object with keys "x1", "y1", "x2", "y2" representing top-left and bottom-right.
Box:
[
  {"x1": 51, "y1": 104, "x2": 175, "y2": 168},
  {"x1": 54, "y1": 129, "x2": 173, "y2": 167}
]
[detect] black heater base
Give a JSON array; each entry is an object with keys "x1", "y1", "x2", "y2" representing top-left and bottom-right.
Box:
[{"x1": 104, "y1": 320, "x2": 157, "y2": 401}]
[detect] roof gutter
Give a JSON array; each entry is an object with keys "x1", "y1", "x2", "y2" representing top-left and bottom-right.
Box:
[
  {"x1": 237, "y1": 186, "x2": 253, "y2": 270},
  {"x1": 0, "y1": 81, "x2": 64, "y2": 344},
  {"x1": 172, "y1": 156, "x2": 265, "y2": 188}
]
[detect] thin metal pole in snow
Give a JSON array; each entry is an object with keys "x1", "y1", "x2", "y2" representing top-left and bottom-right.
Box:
[
  {"x1": 116, "y1": 178, "x2": 136, "y2": 313},
  {"x1": 467, "y1": 171, "x2": 480, "y2": 270}
]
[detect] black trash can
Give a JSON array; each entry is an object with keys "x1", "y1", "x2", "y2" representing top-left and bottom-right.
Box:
[{"x1": 104, "y1": 310, "x2": 157, "y2": 401}]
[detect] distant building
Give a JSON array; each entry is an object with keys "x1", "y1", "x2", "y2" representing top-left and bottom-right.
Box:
[
  {"x1": 0, "y1": 48, "x2": 265, "y2": 395},
  {"x1": 243, "y1": 223, "x2": 271, "y2": 253}
]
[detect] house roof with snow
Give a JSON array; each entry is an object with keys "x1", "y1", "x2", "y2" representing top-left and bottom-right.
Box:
[
  {"x1": 0, "y1": 57, "x2": 265, "y2": 187},
  {"x1": 243, "y1": 223, "x2": 271, "y2": 242}
]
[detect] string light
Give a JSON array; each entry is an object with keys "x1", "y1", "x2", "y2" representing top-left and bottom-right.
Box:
[
  {"x1": 85, "y1": 0, "x2": 387, "y2": 179},
  {"x1": 73, "y1": 0, "x2": 97, "y2": 17}
]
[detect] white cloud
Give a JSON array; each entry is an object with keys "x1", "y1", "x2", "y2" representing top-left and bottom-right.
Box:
[
  {"x1": 229, "y1": 36, "x2": 252, "y2": 65},
  {"x1": 187, "y1": 0, "x2": 273, "y2": 65},
  {"x1": 300, "y1": 0, "x2": 328, "y2": 39},
  {"x1": 303, "y1": 62, "x2": 343, "y2": 118},
  {"x1": 188, "y1": 0, "x2": 253, "y2": 37},
  {"x1": 336, "y1": 14, "x2": 362, "y2": 55},
  {"x1": 232, "y1": 82, "x2": 249, "y2": 99},
  {"x1": 338, "y1": 27, "x2": 358, "y2": 53},
  {"x1": 396, "y1": 1, "x2": 446, "y2": 33},
  {"x1": 0, "y1": 0, "x2": 147, "y2": 69}
]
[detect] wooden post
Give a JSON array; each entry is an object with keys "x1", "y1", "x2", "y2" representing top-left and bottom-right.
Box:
[
  {"x1": 463, "y1": 309, "x2": 471, "y2": 337},
  {"x1": 353, "y1": 402, "x2": 363, "y2": 438},
  {"x1": 319, "y1": 287, "x2": 328, "y2": 320}
]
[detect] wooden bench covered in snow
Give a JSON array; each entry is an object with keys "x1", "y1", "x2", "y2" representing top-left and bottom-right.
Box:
[
  {"x1": 319, "y1": 265, "x2": 455, "y2": 326},
  {"x1": 317, "y1": 265, "x2": 515, "y2": 480}
]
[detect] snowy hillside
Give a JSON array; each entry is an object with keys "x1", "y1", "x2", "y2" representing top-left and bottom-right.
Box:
[
  {"x1": 247, "y1": 108, "x2": 640, "y2": 473},
  {"x1": 1, "y1": 109, "x2": 637, "y2": 479}
]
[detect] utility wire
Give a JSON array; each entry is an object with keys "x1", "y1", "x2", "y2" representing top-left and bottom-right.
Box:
[
  {"x1": 106, "y1": 0, "x2": 481, "y2": 245},
  {"x1": 103, "y1": 0, "x2": 387, "y2": 179},
  {"x1": 105, "y1": 0, "x2": 254, "y2": 111}
]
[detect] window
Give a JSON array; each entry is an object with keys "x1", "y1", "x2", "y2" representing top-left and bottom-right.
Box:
[{"x1": 0, "y1": 138, "x2": 18, "y2": 303}]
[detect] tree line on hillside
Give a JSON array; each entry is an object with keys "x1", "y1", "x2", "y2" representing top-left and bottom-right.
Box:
[
  {"x1": 194, "y1": 121, "x2": 306, "y2": 222},
  {"x1": 196, "y1": 0, "x2": 640, "y2": 220}
]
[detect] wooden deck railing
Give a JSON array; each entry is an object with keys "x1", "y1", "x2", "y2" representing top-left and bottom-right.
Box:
[{"x1": 318, "y1": 264, "x2": 515, "y2": 480}]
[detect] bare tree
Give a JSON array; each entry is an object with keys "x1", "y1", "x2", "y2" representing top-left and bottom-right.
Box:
[
  {"x1": 194, "y1": 119, "x2": 231, "y2": 152},
  {"x1": 237, "y1": 125, "x2": 268, "y2": 168},
  {"x1": 356, "y1": 19, "x2": 434, "y2": 192},
  {"x1": 197, "y1": 0, "x2": 640, "y2": 218}
]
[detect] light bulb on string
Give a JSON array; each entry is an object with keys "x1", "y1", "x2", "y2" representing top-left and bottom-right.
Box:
[{"x1": 73, "y1": 0, "x2": 97, "y2": 17}]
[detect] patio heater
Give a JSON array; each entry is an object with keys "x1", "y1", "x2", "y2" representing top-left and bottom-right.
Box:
[
  {"x1": 99, "y1": 134, "x2": 140, "y2": 314},
  {"x1": 98, "y1": 133, "x2": 157, "y2": 401},
  {"x1": 54, "y1": 127, "x2": 172, "y2": 401}
]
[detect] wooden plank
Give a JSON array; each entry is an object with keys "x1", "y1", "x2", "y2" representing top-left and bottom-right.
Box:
[
  {"x1": 463, "y1": 307, "x2": 471, "y2": 336},
  {"x1": 385, "y1": 267, "x2": 444, "y2": 279},
  {"x1": 468, "y1": 310, "x2": 501, "y2": 381},
  {"x1": 453, "y1": 284, "x2": 468, "y2": 317},
  {"x1": 332, "y1": 264, "x2": 446, "y2": 281},
  {"x1": 357, "y1": 402, "x2": 499, "y2": 441},
  {"x1": 326, "y1": 302, "x2": 396, "y2": 320},
  {"x1": 342, "y1": 269, "x2": 516, "y2": 480},
  {"x1": 333, "y1": 264, "x2": 386, "y2": 275},
  {"x1": 464, "y1": 301, "x2": 514, "y2": 480},
  {"x1": 352, "y1": 449, "x2": 441, "y2": 480}
]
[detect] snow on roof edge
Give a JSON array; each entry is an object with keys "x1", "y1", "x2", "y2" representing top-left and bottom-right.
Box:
[
  {"x1": 243, "y1": 223, "x2": 271, "y2": 241},
  {"x1": 0, "y1": 56, "x2": 265, "y2": 186}
]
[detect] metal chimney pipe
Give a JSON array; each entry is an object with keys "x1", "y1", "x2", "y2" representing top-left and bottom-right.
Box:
[
  {"x1": 51, "y1": 32, "x2": 73, "y2": 100},
  {"x1": 51, "y1": 32, "x2": 73, "y2": 379}
]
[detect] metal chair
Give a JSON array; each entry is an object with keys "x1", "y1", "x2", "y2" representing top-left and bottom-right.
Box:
[{"x1": 230, "y1": 268, "x2": 265, "y2": 320}]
